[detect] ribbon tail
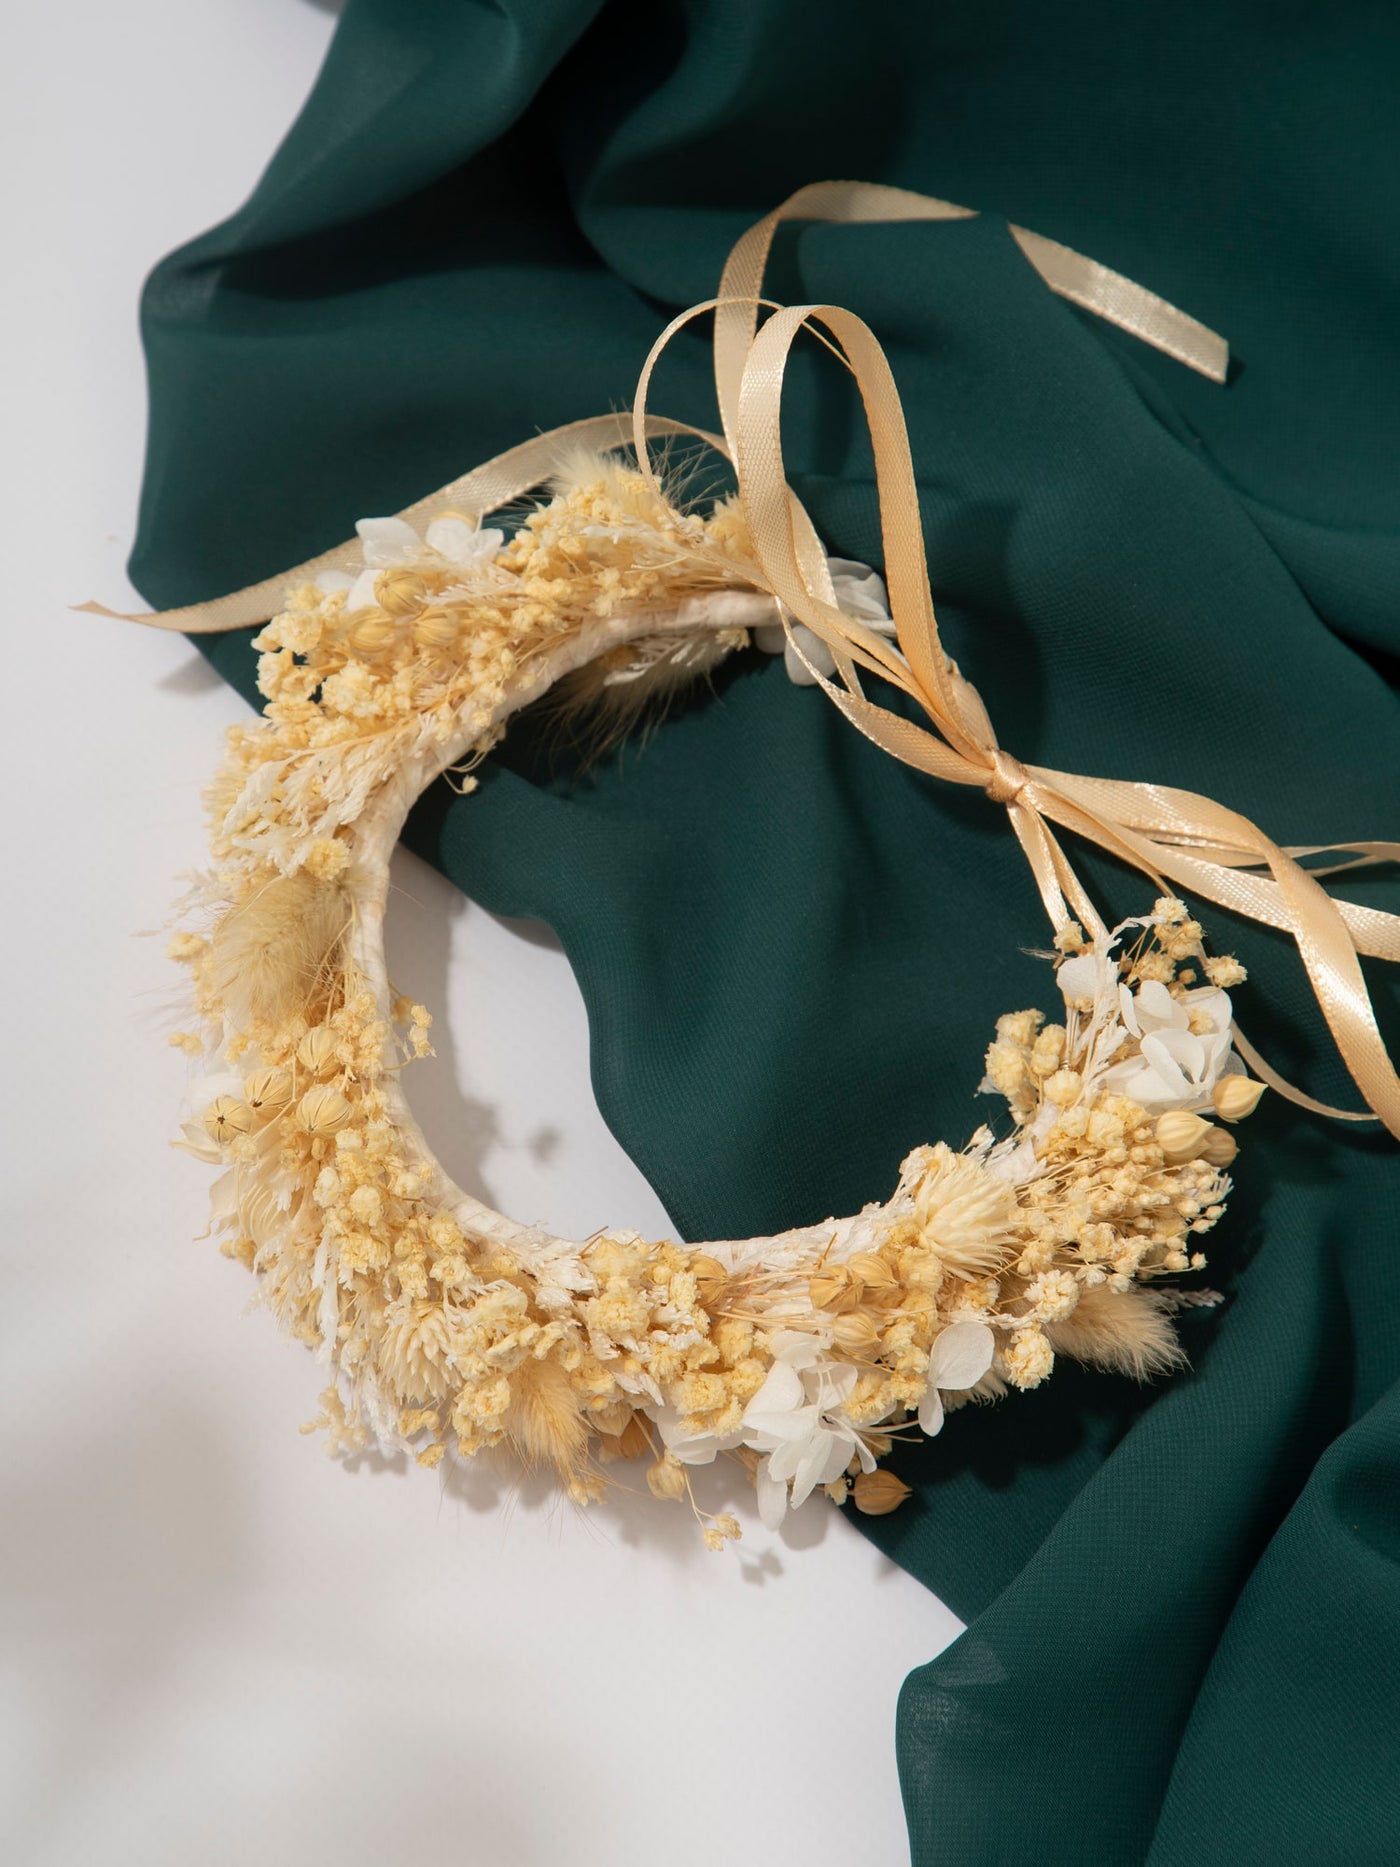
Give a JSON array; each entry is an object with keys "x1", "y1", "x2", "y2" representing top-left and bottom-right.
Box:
[
  {"x1": 1004, "y1": 804, "x2": 1108, "y2": 944},
  {"x1": 1051, "y1": 799, "x2": 1400, "y2": 1139},
  {"x1": 1229, "y1": 1024, "x2": 1379, "y2": 1125},
  {"x1": 81, "y1": 413, "x2": 728, "y2": 636}
]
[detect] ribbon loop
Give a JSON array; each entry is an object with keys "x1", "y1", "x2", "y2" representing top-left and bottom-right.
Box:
[
  {"x1": 89, "y1": 178, "x2": 1398, "y2": 1137},
  {"x1": 707, "y1": 206, "x2": 1398, "y2": 1137}
]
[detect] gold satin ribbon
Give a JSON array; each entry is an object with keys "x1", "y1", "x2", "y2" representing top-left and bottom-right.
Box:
[
  {"x1": 90, "y1": 181, "x2": 1400, "y2": 1136},
  {"x1": 77, "y1": 414, "x2": 725, "y2": 634},
  {"x1": 633, "y1": 189, "x2": 1400, "y2": 1135}
]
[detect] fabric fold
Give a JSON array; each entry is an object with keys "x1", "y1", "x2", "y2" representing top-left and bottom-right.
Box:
[{"x1": 129, "y1": 3, "x2": 1400, "y2": 1861}]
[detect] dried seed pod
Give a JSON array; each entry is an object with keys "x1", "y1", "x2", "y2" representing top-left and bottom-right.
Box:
[
  {"x1": 295, "y1": 1085, "x2": 353, "y2": 1135},
  {"x1": 847, "y1": 1250, "x2": 897, "y2": 1289},
  {"x1": 243, "y1": 1067, "x2": 292, "y2": 1123},
  {"x1": 204, "y1": 1096, "x2": 253, "y2": 1145},
  {"x1": 297, "y1": 1026, "x2": 338, "y2": 1074},
  {"x1": 345, "y1": 611, "x2": 396, "y2": 657},
  {"x1": 808, "y1": 1270, "x2": 859, "y2": 1313},
  {"x1": 1200, "y1": 1126, "x2": 1239, "y2": 1168},
  {"x1": 1156, "y1": 1109, "x2": 1212, "y2": 1161},
  {"x1": 615, "y1": 1416, "x2": 651, "y2": 1461},
  {"x1": 645, "y1": 1455, "x2": 688, "y2": 1502},
  {"x1": 831, "y1": 1311, "x2": 880, "y2": 1352},
  {"x1": 1212, "y1": 1075, "x2": 1266, "y2": 1123},
  {"x1": 375, "y1": 569, "x2": 428, "y2": 617},
  {"x1": 687, "y1": 1253, "x2": 729, "y2": 1304},
  {"x1": 851, "y1": 1470, "x2": 912, "y2": 1517},
  {"x1": 413, "y1": 607, "x2": 459, "y2": 650}
]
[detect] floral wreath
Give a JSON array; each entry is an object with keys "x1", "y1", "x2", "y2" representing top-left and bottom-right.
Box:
[{"x1": 97, "y1": 183, "x2": 1400, "y2": 1546}]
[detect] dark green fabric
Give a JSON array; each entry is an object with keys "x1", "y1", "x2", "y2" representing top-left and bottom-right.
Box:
[{"x1": 131, "y1": 4, "x2": 1400, "y2": 1860}]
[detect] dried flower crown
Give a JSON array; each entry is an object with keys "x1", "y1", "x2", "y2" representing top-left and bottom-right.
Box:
[{"x1": 100, "y1": 182, "x2": 1399, "y2": 1544}]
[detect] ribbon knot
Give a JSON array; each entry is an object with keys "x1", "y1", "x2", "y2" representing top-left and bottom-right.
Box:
[{"x1": 983, "y1": 749, "x2": 1031, "y2": 808}]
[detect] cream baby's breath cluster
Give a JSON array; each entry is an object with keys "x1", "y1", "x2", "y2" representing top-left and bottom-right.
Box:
[{"x1": 168, "y1": 457, "x2": 1264, "y2": 1544}]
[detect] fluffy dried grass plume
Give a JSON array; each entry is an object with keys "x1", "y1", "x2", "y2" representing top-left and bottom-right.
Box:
[
  {"x1": 211, "y1": 872, "x2": 350, "y2": 1025},
  {"x1": 547, "y1": 627, "x2": 748, "y2": 759},
  {"x1": 546, "y1": 442, "x2": 714, "y2": 514},
  {"x1": 505, "y1": 1356, "x2": 589, "y2": 1476},
  {"x1": 532, "y1": 445, "x2": 757, "y2": 759},
  {"x1": 1046, "y1": 1280, "x2": 1186, "y2": 1380}
]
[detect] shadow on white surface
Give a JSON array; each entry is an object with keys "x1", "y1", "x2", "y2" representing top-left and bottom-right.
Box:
[
  {"x1": 155, "y1": 651, "x2": 230, "y2": 697},
  {"x1": 0, "y1": 2, "x2": 964, "y2": 1860}
]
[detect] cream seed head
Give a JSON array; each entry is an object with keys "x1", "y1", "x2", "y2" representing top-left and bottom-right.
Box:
[
  {"x1": 1200, "y1": 1126, "x2": 1239, "y2": 1168},
  {"x1": 204, "y1": 1096, "x2": 253, "y2": 1145},
  {"x1": 297, "y1": 1026, "x2": 338, "y2": 1074},
  {"x1": 615, "y1": 1416, "x2": 651, "y2": 1461},
  {"x1": 1156, "y1": 1110, "x2": 1212, "y2": 1161},
  {"x1": 808, "y1": 1270, "x2": 859, "y2": 1313},
  {"x1": 243, "y1": 1067, "x2": 292, "y2": 1121},
  {"x1": 831, "y1": 1311, "x2": 880, "y2": 1352},
  {"x1": 847, "y1": 1250, "x2": 897, "y2": 1289},
  {"x1": 687, "y1": 1254, "x2": 728, "y2": 1304},
  {"x1": 851, "y1": 1470, "x2": 911, "y2": 1516},
  {"x1": 645, "y1": 1455, "x2": 688, "y2": 1502},
  {"x1": 375, "y1": 568, "x2": 428, "y2": 616},
  {"x1": 345, "y1": 612, "x2": 396, "y2": 657},
  {"x1": 296, "y1": 1085, "x2": 353, "y2": 1135},
  {"x1": 1212, "y1": 1075, "x2": 1266, "y2": 1122},
  {"x1": 413, "y1": 607, "x2": 460, "y2": 650}
]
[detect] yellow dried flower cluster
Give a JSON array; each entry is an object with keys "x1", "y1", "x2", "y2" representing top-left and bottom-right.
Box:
[
  {"x1": 204, "y1": 462, "x2": 761, "y2": 885},
  {"x1": 168, "y1": 474, "x2": 1261, "y2": 1542}
]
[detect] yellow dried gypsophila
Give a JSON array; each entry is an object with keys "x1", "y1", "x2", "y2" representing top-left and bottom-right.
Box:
[
  {"x1": 199, "y1": 468, "x2": 761, "y2": 883},
  {"x1": 174, "y1": 851, "x2": 1239, "y2": 1501}
]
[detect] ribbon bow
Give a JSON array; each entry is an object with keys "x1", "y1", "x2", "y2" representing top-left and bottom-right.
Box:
[{"x1": 89, "y1": 181, "x2": 1400, "y2": 1135}]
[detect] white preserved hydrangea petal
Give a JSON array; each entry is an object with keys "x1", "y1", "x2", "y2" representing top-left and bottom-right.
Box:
[
  {"x1": 828, "y1": 557, "x2": 894, "y2": 623},
  {"x1": 344, "y1": 568, "x2": 381, "y2": 614},
  {"x1": 424, "y1": 516, "x2": 505, "y2": 569},
  {"x1": 918, "y1": 1320, "x2": 996, "y2": 1436},
  {"x1": 652, "y1": 1404, "x2": 737, "y2": 1466},
  {"x1": 788, "y1": 1428, "x2": 853, "y2": 1508},
  {"x1": 1057, "y1": 949, "x2": 1117, "y2": 1008},
  {"x1": 355, "y1": 516, "x2": 421, "y2": 563},
  {"x1": 1105, "y1": 1020, "x2": 1237, "y2": 1111},
  {"x1": 931, "y1": 1319, "x2": 997, "y2": 1390},
  {"x1": 743, "y1": 1358, "x2": 807, "y2": 1422},
  {"x1": 766, "y1": 1420, "x2": 827, "y2": 1486},
  {"x1": 755, "y1": 1458, "x2": 789, "y2": 1532},
  {"x1": 754, "y1": 554, "x2": 898, "y2": 685},
  {"x1": 742, "y1": 1344, "x2": 870, "y2": 1517},
  {"x1": 933, "y1": 1321, "x2": 1000, "y2": 1396}
]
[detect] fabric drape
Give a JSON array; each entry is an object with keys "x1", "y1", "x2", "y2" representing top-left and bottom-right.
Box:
[{"x1": 130, "y1": 4, "x2": 1400, "y2": 1860}]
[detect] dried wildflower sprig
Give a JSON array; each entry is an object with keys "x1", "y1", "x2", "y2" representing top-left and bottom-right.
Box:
[{"x1": 169, "y1": 460, "x2": 1263, "y2": 1542}]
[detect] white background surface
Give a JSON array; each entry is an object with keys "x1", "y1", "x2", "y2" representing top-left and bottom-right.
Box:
[{"x1": 1, "y1": 5, "x2": 961, "y2": 1863}]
